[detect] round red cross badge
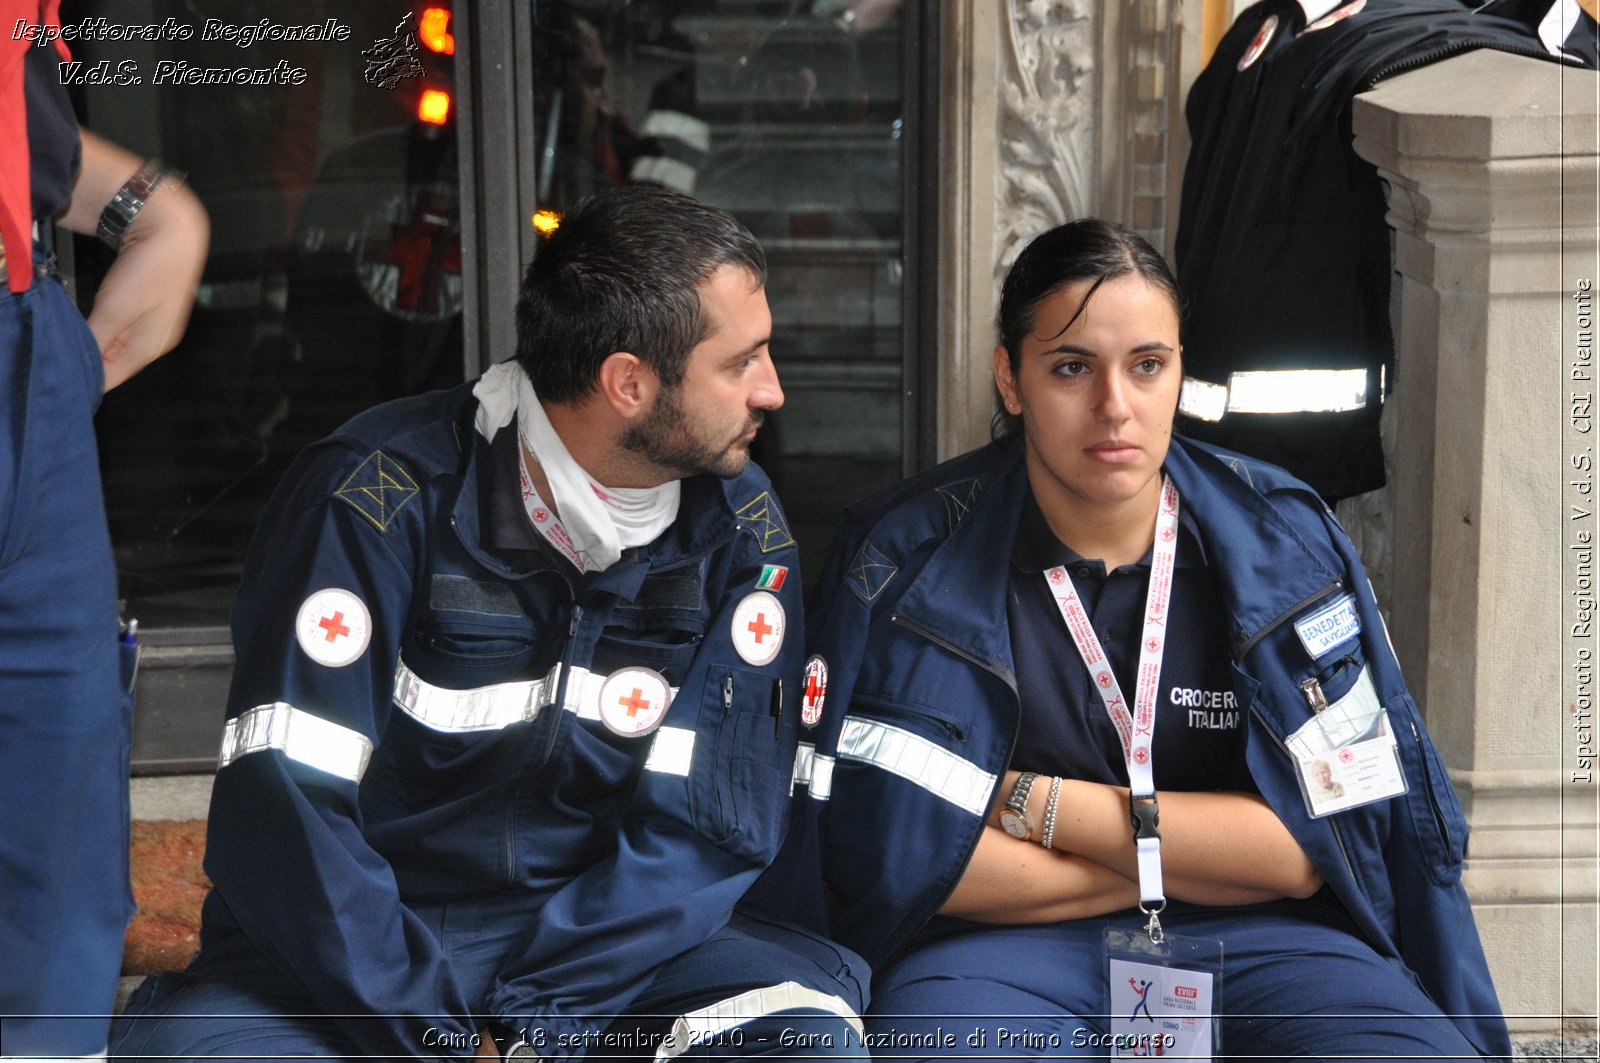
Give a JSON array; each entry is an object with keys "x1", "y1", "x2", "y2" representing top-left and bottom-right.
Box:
[
  {"x1": 1237, "y1": 13, "x2": 1278, "y2": 70},
  {"x1": 597, "y1": 667, "x2": 671, "y2": 738},
  {"x1": 1160, "y1": 527, "x2": 1175, "y2": 542},
  {"x1": 801, "y1": 656, "x2": 829, "y2": 728},
  {"x1": 1133, "y1": 747, "x2": 1150, "y2": 765},
  {"x1": 295, "y1": 588, "x2": 372, "y2": 668},
  {"x1": 1048, "y1": 569, "x2": 1066, "y2": 585},
  {"x1": 532, "y1": 508, "x2": 549, "y2": 523},
  {"x1": 1096, "y1": 671, "x2": 1113, "y2": 688},
  {"x1": 1338, "y1": 746, "x2": 1356, "y2": 764},
  {"x1": 731, "y1": 591, "x2": 785, "y2": 667},
  {"x1": 1145, "y1": 638, "x2": 1160, "y2": 653}
]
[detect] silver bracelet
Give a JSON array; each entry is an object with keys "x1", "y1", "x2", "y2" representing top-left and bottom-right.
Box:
[
  {"x1": 96, "y1": 159, "x2": 183, "y2": 251},
  {"x1": 1040, "y1": 775, "x2": 1063, "y2": 850}
]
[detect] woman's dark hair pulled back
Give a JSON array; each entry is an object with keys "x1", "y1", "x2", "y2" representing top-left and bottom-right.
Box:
[{"x1": 994, "y1": 219, "x2": 1181, "y2": 437}]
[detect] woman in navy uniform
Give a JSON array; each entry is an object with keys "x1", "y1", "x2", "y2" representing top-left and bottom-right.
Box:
[{"x1": 791, "y1": 220, "x2": 1508, "y2": 1059}]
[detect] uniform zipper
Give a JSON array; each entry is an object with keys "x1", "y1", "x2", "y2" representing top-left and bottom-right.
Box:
[
  {"x1": 1408, "y1": 716, "x2": 1455, "y2": 857},
  {"x1": 505, "y1": 596, "x2": 580, "y2": 886},
  {"x1": 1233, "y1": 580, "x2": 1343, "y2": 661},
  {"x1": 1247, "y1": 700, "x2": 1360, "y2": 887}
]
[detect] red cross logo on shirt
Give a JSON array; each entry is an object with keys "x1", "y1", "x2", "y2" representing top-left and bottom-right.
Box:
[
  {"x1": 804, "y1": 672, "x2": 824, "y2": 706},
  {"x1": 318, "y1": 612, "x2": 350, "y2": 643},
  {"x1": 747, "y1": 613, "x2": 774, "y2": 643},
  {"x1": 618, "y1": 688, "x2": 651, "y2": 717}
]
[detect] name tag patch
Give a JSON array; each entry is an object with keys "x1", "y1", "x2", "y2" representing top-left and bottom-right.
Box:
[{"x1": 1294, "y1": 593, "x2": 1360, "y2": 658}]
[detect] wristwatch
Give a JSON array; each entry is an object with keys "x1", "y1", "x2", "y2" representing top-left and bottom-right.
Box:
[
  {"x1": 998, "y1": 771, "x2": 1039, "y2": 840},
  {"x1": 96, "y1": 159, "x2": 183, "y2": 251}
]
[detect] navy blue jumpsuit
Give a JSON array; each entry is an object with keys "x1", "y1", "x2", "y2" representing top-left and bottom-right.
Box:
[{"x1": 112, "y1": 381, "x2": 866, "y2": 1061}]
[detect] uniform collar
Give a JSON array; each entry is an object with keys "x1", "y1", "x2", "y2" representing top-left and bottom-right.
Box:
[
  {"x1": 1009, "y1": 486, "x2": 1208, "y2": 576},
  {"x1": 891, "y1": 435, "x2": 1344, "y2": 671}
]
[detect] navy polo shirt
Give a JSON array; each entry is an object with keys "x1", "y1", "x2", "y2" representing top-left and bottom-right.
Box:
[{"x1": 1006, "y1": 489, "x2": 1255, "y2": 793}]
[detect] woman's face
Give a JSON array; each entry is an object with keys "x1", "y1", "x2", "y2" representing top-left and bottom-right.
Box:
[{"x1": 994, "y1": 274, "x2": 1181, "y2": 519}]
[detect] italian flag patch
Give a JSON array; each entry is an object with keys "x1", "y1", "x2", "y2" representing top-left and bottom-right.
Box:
[{"x1": 756, "y1": 564, "x2": 788, "y2": 591}]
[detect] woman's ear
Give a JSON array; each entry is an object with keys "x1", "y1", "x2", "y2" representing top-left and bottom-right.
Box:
[
  {"x1": 993, "y1": 344, "x2": 1021, "y2": 416},
  {"x1": 596, "y1": 351, "x2": 660, "y2": 422}
]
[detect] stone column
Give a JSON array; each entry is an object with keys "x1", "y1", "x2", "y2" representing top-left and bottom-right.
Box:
[{"x1": 1353, "y1": 49, "x2": 1599, "y2": 1035}]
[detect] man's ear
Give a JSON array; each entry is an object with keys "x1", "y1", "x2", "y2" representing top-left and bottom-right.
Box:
[{"x1": 596, "y1": 351, "x2": 660, "y2": 421}]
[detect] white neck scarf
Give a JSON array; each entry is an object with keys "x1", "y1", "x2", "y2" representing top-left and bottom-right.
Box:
[{"x1": 473, "y1": 361, "x2": 680, "y2": 572}]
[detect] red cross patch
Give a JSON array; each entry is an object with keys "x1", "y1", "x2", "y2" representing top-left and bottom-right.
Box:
[
  {"x1": 731, "y1": 591, "x2": 786, "y2": 667},
  {"x1": 597, "y1": 667, "x2": 671, "y2": 737},
  {"x1": 295, "y1": 588, "x2": 372, "y2": 668},
  {"x1": 801, "y1": 656, "x2": 829, "y2": 727}
]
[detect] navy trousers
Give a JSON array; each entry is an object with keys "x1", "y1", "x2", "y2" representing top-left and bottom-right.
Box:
[
  {"x1": 867, "y1": 897, "x2": 1488, "y2": 1062},
  {"x1": 0, "y1": 253, "x2": 135, "y2": 1056},
  {"x1": 110, "y1": 904, "x2": 868, "y2": 1061}
]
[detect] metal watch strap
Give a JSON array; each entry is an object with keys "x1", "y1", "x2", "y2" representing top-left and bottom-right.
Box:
[
  {"x1": 1040, "y1": 775, "x2": 1063, "y2": 849},
  {"x1": 96, "y1": 160, "x2": 182, "y2": 251},
  {"x1": 1000, "y1": 770, "x2": 1039, "y2": 840}
]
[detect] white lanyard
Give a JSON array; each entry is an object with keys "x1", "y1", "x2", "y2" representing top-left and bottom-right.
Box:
[
  {"x1": 517, "y1": 435, "x2": 589, "y2": 572},
  {"x1": 1041, "y1": 475, "x2": 1180, "y2": 939}
]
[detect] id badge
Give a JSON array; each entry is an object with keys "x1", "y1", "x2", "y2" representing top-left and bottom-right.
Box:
[
  {"x1": 1294, "y1": 728, "x2": 1406, "y2": 818},
  {"x1": 1104, "y1": 928, "x2": 1223, "y2": 1060}
]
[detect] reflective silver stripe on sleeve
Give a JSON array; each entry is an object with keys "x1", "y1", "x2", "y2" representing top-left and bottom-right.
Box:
[
  {"x1": 218, "y1": 703, "x2": 374, "y2": 783},
  {"x1": 790, "y1": 742, "x2": 834, "y2": 800},
  {"x1": 392, "y1": 659, "x2": 677, "y2": 733},
  {"x1": 654, "y1": 981, "x2": 863, "y2": 1061},
  {"x1": 1179, "y1": 368, "x2": 1370, "y2": 422},
  {"x1": 644, "y1": 726, "x2": 696, "y2": 777},
  {"x1": 836, "y1": 716, "x2": 994, "y2": 817}
]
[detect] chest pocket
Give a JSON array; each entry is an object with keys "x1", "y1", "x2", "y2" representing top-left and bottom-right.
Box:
[
  {"x1": 687, "y1": 665, "x2": 789, "y2": 864},
  {"x1": 595, "y1": 562, "x2": 708, "y2": 683},
  {"x1": 404, "y1": 574, "x2": 549, "y2": 688}
]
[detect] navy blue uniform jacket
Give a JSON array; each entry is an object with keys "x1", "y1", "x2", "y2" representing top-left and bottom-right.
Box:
[
  {"x1": 201, "y1": 381, "x2": 805, "y2": 1060},
  {"x1": 783, "y1": 434, "x2": 1508, "y2": 1058}
]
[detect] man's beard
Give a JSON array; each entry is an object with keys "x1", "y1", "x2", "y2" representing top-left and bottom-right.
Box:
[{"x1": 621, "y1": 386, "x2": 763, "y2": 480}]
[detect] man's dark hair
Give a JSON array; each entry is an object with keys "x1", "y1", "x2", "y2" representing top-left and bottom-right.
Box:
[
  {"x1": 515, "y1": 185, "x2": 767, "y2": 403},
  {"x1": 994, "y1": 218, "x2": 1182, "y2": 437}
]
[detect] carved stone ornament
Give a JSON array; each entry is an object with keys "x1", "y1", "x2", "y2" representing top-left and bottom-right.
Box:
[{"x1": 996, "y1": 0, "x2": 1098, "y2": 283}]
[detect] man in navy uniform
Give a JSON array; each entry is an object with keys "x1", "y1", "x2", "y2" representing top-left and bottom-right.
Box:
[{"x1": 112, "y1": 185, "x2": 866, "y2": 1062}]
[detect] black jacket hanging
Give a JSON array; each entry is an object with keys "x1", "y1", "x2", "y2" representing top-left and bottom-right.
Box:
[{"x1": 1175, "y1": 0, "x2": 1592, "y2": 500}]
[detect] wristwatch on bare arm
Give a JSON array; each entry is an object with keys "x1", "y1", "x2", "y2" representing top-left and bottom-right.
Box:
[{"x1": 998, "y1": 771, "x2": 1039, "y2": 840}]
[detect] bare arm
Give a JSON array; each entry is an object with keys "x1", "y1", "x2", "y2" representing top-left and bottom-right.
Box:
[
  {"x1": 997, "y1": 770, "x2": 1323, "y2": 905},
  {"x1": 58, "y1": 129, "x2": 208, "y2": 390},
  {"x1": 940, "y1": 824, "x2": 1140, "y2": 923}
]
